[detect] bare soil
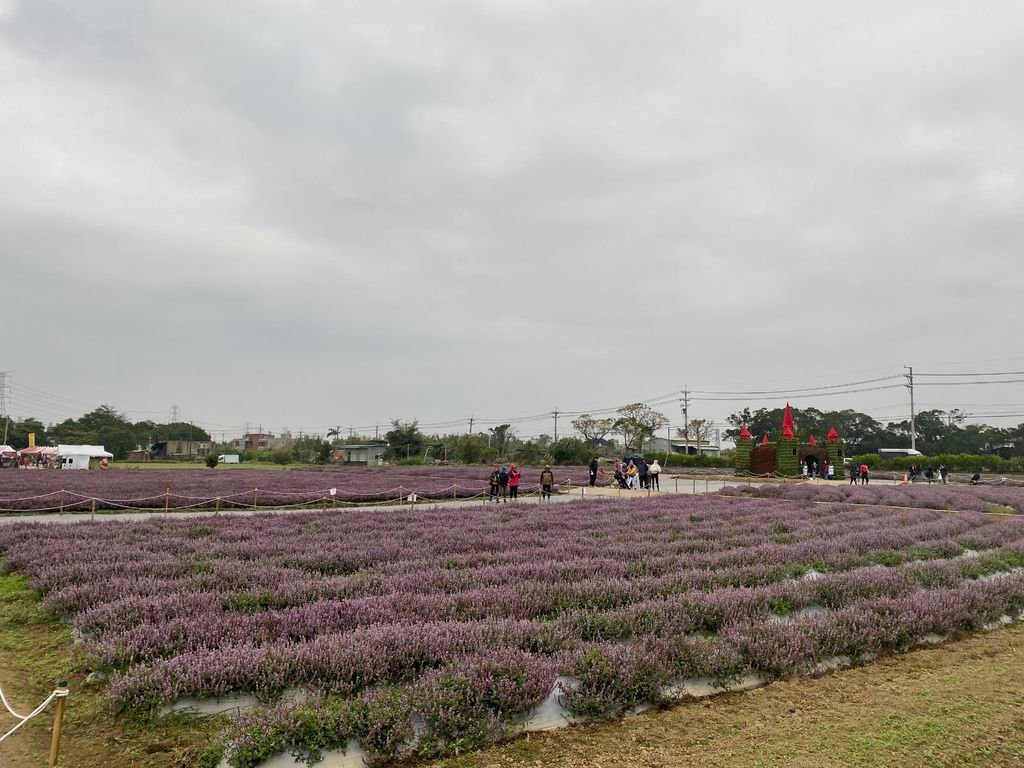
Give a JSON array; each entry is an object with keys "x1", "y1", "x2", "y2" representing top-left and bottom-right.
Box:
[{"x1": 437, "y1": 625, "x2": 1024, "y2": 768}]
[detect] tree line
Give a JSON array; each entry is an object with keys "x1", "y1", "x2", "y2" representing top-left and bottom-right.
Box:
[
  {"x1": 5, "y1": 402, "x2": 1021, "y2": 464},
  {"x1": 724, "y1": 406, "x2": 1024, "y2": 457}
]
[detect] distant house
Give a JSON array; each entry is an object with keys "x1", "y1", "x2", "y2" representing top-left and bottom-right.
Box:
[
  {"x1": 151, "y1": 440, "x2": 215, "y2": 458},
  {"x1": 229, "y1": 433, "x2": 290, "y2": 452},
  {"x1": 648, "y1": 437, "x2": 721, "y2": 456},
  {"x1": 339, "y1": 444, "x2": 387, "y2": 465}
]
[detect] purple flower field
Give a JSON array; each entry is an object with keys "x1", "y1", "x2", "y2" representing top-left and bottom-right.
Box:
[
  {"x1": 719, "y1": 482, "x2": 1024, "y2": 514},
  {"x1": 0, "y1": 465, "x2": 607, "y2": 512},
  {"x1": 3, "y1": 494, "x2": 1024, "y2": 765}
]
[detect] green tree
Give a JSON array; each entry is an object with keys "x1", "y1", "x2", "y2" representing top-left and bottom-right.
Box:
[
  {"x1": 451, "y1": 434, "x2": 495, "y2": 464},
  {"x1": 384, "y1": 420, "x2": 425, "y2": 461},
  {"x1": 512, "y1": 439, "x2": 547, "y2": 465},
  {"x1": 548, "y1": 437, "x2": 592, "y2": 465},
  {"x1": 4, "y1": 417, "x2": 48, "y2": 450},
  {"x1": 270, "y1": 445, "x2": 293, "y2": 465},
  {"x1": 489, "y1": 424, "x2": 514, "y2": 458}
]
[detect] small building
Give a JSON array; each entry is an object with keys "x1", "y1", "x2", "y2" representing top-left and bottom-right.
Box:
[
  {"x1": 229, "y1": 432, "x2": 290, "y2": 451},
  {"x1": 58, "y1": 445, "x2": 113, "y2": 470},
  {"x1": 152, "y1": 440, "x2": 215, "y2": 458},
  {"x1": 648, "y1": 437, "x2": 721, "y2": 456},
  {"x1": 340, "y1": 444, "x2": 387, "y2": 465}
]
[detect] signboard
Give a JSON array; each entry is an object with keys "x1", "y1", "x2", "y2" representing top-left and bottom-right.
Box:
[{"x1": 28, "y1": 432, "x2": 35, "y2": 448}]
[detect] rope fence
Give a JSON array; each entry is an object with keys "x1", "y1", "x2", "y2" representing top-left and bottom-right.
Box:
[
  {"x1": 0, "y1": 481, "x2": 598, "y2": 515},
  {"x1": 1, "y1": 679, "x2": 69, "y2": 765}
]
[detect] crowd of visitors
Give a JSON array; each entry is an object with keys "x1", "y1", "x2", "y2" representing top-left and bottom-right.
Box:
[
  {"x1": 906, "y1": 464, "x2": 949, "y2": 484},
  {"x1": 487, "y1": 463, "x2": 550, "y2": 501},
  {"x1": 611, "y1": 457, "x2": 662, "y2": 490}
]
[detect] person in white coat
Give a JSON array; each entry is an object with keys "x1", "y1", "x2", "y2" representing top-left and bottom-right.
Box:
[{"x1": 649, "y1": 459, "x2": 662, "y2": 490}]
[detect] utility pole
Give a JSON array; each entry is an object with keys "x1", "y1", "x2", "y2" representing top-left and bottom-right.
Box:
[
  {"x1": 680, "y1": 387, "x2": 690, "y2": 456},
  {"x1": 375, "y1": 424, "x2": 380, "y2": 440},
  {"x1": 468, "y1": 416, "x2": 474, "y2": 435},
  {"x1": 904, "y1": 365, "x2": 916, "y2": 451},
  {"x1": 170, "y1": 404, "x2": 180, "y2": 423},
  {"x1": 0, "y1": 371, "x2": 9, "y2": 445},
  {"x1": 552, "y1": 408, "x2": 559, "y2": 442}
]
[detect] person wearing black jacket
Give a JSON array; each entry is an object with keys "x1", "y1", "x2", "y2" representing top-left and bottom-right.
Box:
[
  {"x1": 488, "y1": 466, "x2": 501, "y2": 501},
  {"x1": 588, "y1": 457, "x2": 599, "y2": 487}
]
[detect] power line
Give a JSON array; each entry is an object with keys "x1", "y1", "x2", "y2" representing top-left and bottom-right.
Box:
[
  {"x1": 691, "y1": 383, "x2": 906, "y2": 401},
  {"x1": 916, "y1": 371, "x2": 1024, "y2": 377},
  {"x1": 916, "y1": 379, "x2": 1024, "y2": 386},
  {"x1": 689, "y1": 375, "x2": 902, "y2": 396}
]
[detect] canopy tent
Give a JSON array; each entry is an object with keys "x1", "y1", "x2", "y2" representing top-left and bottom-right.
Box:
[
  {"x1": 57, "y1": 445, "x2": 113, "y2": 470},
  {"x1": 16, "y1": 446, "x2": 59, "y2": 456},
  {"x1": 0, "y1": 445, "x2": 15, "y2": 455}
]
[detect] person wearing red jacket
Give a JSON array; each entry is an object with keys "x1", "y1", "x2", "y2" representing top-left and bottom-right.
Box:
[
  {"x1": 508, "y1": 464, "x2": 522, "y2": 500},
  {"x1": 859, "y1": 463, "x2": 870, "y2": 485}
]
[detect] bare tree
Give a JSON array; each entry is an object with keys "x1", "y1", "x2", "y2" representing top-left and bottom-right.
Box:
[
  {"x1": 615, "y1": 403, "x2": 669, "y2": 453},
  {"x1": 677, "y1": 418, "x2": 715, "y2": 446}
]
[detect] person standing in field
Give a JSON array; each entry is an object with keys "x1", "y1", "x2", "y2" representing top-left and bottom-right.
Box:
[
  {"x1": 649, "y1": 459, "x2": 662, "y2": 490},
  {"x1": 540, "y1": 465, "x2": 555, "y2": 500},
  {"x1": 638, "y1": 457, "x2": 650, "y2": 489},
  {"x1": 508, "y1": 464, "x2": 521, "y2": 500},
  {"x1": 498, "y1": 466, "x2": 510, "y2": 501},
  {"x1": 939, "y1": 464, "x2": 949, "y2": 484},
  {"x1": 489, "y1": 465, "x2": 501, "y2": 502},
  {"x1": 849, "y1": 463, "x2": 858, "y2": 485},
  {"x1": 588, "y1": 456, "x2": 599, "y2": 487},
  {"x1": 859, "y1": 462, "x2": 870, "y2": 485}
]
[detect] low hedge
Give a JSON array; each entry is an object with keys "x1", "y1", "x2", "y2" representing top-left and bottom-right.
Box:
[
  {"x1": 847, "y1": 453, "x2": 1024, "y2": 473},
  {"x1": 642, "y1": 453, "x2": 732, "y2": 468}
]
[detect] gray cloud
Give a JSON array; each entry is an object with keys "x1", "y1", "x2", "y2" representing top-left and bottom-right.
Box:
[{"x1": 2, "y1": 0, "x2": 1022, "y2": 435}]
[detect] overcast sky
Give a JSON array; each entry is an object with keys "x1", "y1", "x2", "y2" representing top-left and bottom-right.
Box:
[{"x1": 2, "y1": 0, "x2": 1022, "y2": 439}]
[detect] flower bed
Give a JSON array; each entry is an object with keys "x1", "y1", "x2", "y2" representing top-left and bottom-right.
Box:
[
  {"x1": 0, "y1": 465, "x2": 606, "y2": 512},
  {"x1": 718, "y1": 482, "x2": 1024, "y2": 514},
  {"x1": 3, "y1": 495, "x2": 1024, "y2": 766}
]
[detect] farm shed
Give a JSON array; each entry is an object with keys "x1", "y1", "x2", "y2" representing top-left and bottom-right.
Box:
[
  {"x1": 58, "y1": 445, "x2": 113, "y2": 470},
  {"x1": 340, "y1": 444, "x2": 387, "y2": 465}
]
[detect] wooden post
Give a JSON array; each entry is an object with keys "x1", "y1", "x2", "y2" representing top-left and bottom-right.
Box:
[
  {"x1": 59, "y1": 490, "x2": 65, "y2": 514},
  {"x1": 215, "y1": 497, "x2": 221, "y2": 514},
  {"x1": 165, "y1": 489, "x2": 170, "y2": 512},
  {"x1": 90, "y1": 498, "x2": 96, "y2": 522},
  {"x1": 692, "y1": 478, "x2": 696, "y2": 493},
  {"x1": 453, "y1": 484, "x2": 457, "y2": 500},
  {"x1": 253, "y1": 488, "x2": 259, "y2": 510},
  {"x1": 48, "y1": 682, "x2": 68, "y2": 767},
  {"x1": 674, "y1": 477, "x2": 678, "y2": 493},
  {"x1": 705, "y1": 478, "x2": 709, "y2": 494}
]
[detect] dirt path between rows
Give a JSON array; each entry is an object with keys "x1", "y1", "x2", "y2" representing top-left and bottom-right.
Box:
[{"x1": 438, "y1": 624, "x2": 1024, "y2": 768}]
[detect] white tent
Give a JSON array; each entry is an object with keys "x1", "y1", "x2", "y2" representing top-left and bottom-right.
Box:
[
  {"x1": 57, "y1": 445, "x2": 113, "y2": 470},
  {"x1": 0, "y1": 445, "x2": 15, "y2": 455}
]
